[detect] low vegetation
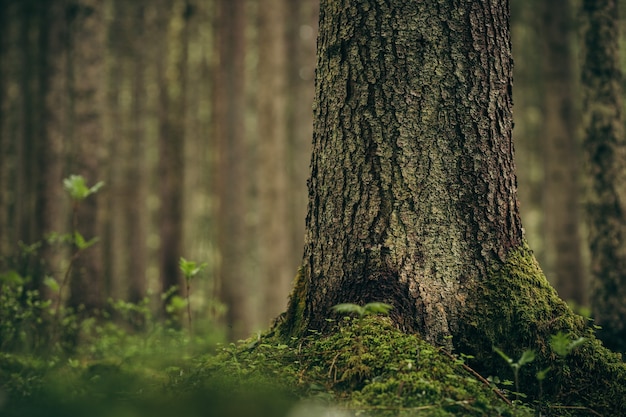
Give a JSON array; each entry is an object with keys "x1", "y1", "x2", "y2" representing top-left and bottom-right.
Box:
[{"x1": 1, "y1": 176, "x2": 623, "y2": 416}]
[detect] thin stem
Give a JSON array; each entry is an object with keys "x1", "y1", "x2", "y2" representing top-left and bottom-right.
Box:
[{"x1": 186, "y1": 280, "x2": 192, "y2": 337}]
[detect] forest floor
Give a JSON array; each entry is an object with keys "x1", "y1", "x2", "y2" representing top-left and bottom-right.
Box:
[{"x1": 6, "y1": 310, "x2": 608, "y2": 417}]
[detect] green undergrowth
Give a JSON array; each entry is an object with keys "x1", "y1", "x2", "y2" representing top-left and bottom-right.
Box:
[{"x1": 185, "y1": 315, "x2": 531, "y2": 417}]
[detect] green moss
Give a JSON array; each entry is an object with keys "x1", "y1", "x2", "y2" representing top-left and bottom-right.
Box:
[
  {"x1": 458, "y1": 242, "x2": 626, "y2": 415},
  {"x1": 278, "y1": 266, "x2": 308, "y2": 337},
  {"x1": 195, "y1": 316, "x2": 530, "y2": 416}
]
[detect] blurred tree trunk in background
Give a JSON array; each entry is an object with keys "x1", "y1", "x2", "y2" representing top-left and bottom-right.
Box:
[
  {"x1": 0, "y1": 1, "x2": 52, "y2": 281},
  {"x1": 181, "y1": 0, "x2": 217, "y2": 319},
  {"x1": 126, "y1": 3, "x2": 149, "y2": 304},
  {"x1": 541, "y1": 0, "x2": 585, "y2": 305},
  {"x1": 0, "y1": 0, "x2": 7, "y2": 257},
  {"x1": 257, "y1": 0, "x2": 291, "y2": 325},
  {"x1": 68, "y1": 0, "x2": 108, "y2": 313},
  {"x1": 286, "y1": 0, "x2": 317, "y2": 281},
  {"x1": 40, "y1": 0, "x2": 71, "y2": 301},
  {"x1": 214, "y1": 0, "x2": 253, "y2": 339},
  {"x1": 105, "y1": 0, "x2": 149, "y2": 304},
  {"x1": 157, "y1": 0, "x2": 188, "y2": 308},
  {"x1": 582, "y1": 0, "x2": 626, "y2": 352},
  {"x1": 510, "y1": 0, "x2": 545, "y2": 267}
]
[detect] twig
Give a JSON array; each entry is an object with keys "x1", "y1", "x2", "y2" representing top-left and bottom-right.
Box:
[
  {"x1": 548, "y1": 405, "x2": 603, "y2": 417},
  {"x1": 440, "y1": 348, "x2": 513, "y2": 406}
]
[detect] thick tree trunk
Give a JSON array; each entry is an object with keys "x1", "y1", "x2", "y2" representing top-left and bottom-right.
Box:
[
  {"x1": 582, "y1": 0, "x2": 626, "y2": 352},
  {"x1": 284, "y1": 0, "x2": 520, "y2": 346},
  {"x1": 281, "y1": 0, "x2": 626, "y2": 412}
]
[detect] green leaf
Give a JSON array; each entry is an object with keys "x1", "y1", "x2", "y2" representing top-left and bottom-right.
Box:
[
  {"x1": 179, "y1": 257, "x2": 207, "y2": 280},
  {"x1": 63, "y1": 175, "x2": 104, "y2": 200},
  {"x1": 518, "y1": 349, "x2": 535, "y2": 367},
  {"x1": 0, "y1": 270, "x2": 25, "y2": 286},
  {"x1": 332, "y1": 303, "x2": 366, "y2": 317},
  {"x1": 363, "y1": 302, "x2": 393, "y2": 315},
  {"x1": 550, "y1": 332, "x2": 586, "y2": 357},
  {"x1": 166, "y1": 295, "x2": 188, "y2": 313},
  {"x1": 43, "y1": 276, "x2": 60, "y2": 293},
  {"x1": 536, "y1": 367, "x2": 551, "y2": 381},
  {"x1": 72, "y1": 232, "x2": 98, "y2": 250},
  {"x1": 493, "y1": 346, "x2": 513, "y2": 364}
]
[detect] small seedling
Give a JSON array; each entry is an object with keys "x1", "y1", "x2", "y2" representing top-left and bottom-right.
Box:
[
  {"x1": 179, "y1": 257, "x2": 207, "y2": 335},
  {"x1": 54, "y1": 175, "x2": 104, "y2": 319},
  {"x1": 549, "y1": 332, "x2": 587, "y2": 357},
  {"x1": 63, "y1": 174, "x2": 105, "y2": 200},
  {"x1": 493, "y1": 346, "x2": 535, "y2": 404},
  {"x1": 331, "y1": 302, "x2": 393, "y2": 318}
]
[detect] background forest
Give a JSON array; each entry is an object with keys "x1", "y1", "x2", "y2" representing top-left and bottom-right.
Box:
[{"x1": 0, "y1": 0, "x2": 623, "y2": 342}]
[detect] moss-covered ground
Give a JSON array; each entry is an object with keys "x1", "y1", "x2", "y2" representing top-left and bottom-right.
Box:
[
  {"x1": 0, "y1": 315, "x2": 534, "y2": 417},
  {"x1": 5, "y1": 310, "x2": 626, "y2": 416}
]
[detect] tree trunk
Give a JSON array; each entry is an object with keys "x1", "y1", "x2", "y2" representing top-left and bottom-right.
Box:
[
  {"x1": 157, "y1": 0, "x2": 187, "y2": 306},
  {"x1": 582, "y1": 0, "x2": 626, "y2": 352},
  {"x1": 281, "y1": 0, "x2": 626, "y2": 412},
  {"x1": 257, "y1": 0, "x2": 292, "y2": 325},
  {"x1": 541, "y1": 0, "x2": 586, "y2": 305},
  {"x1": 68, "y1": 0, "x2": 108, "y2": 313},
  {"x1": 284, "y1": 0, "x2": 521, "y2": 345},
  {"x1": 213, "y1": 0, "x2": 254, "y2": 340}
]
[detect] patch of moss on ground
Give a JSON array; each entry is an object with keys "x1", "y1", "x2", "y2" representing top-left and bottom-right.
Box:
[{"x1": 189, "y1": 315, "x2": 530, "y2": 416}]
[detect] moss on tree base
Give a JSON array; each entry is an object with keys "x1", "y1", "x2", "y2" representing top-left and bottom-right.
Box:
[
  {"x1": 273, "y1": 243, "x2": 626, "y2": 415},
  {"x1": 458, "y1": 242, "x2": 626, "y2": 415},
  {"x1": 200, "y1": 315, "x2": 529, "y2": 416}
]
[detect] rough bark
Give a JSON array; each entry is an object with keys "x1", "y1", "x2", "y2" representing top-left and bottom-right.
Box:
[
  {"x1": 284, "y1": 0, "x2": 520, "y2": 346},
  {"x1": 582, "y1": 0, "x2": 626, "y2": 352},
  {"x1": 541, "y1": 0, "x2": 586, "y2": 305}
]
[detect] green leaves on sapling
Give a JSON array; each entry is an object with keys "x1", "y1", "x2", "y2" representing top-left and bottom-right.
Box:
[
  {"x1": 493, "y1": 347, "x2": 535, "y2": 403},
  {"x1": 332, "y1": 302, "x2": 393, "y2": 318},
  {"x1": 549, "y1": 331, "x2": 587, "y2": 357},
  {"x1": 179, "y1": 257, "x2": 208, "y2": 281},
  {"x1": 63, "y1": 175, "x2": 105, "y2": 200},
  {"x1": 179, "y1": 257, "x2": 208, "y2": 336}
]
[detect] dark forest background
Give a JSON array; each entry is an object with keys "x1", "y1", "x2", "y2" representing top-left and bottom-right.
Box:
[{"x1": 0, "y1": 0, "x2": 622, "y2": 340}]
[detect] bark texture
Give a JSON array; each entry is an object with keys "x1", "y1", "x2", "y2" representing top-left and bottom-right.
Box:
[
  {"x1": 582, "y1": 0, "x2": 626, "y2": 352},
  {"x1": 284, "y1": 0, "x2": 521, "y2": 345}
]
